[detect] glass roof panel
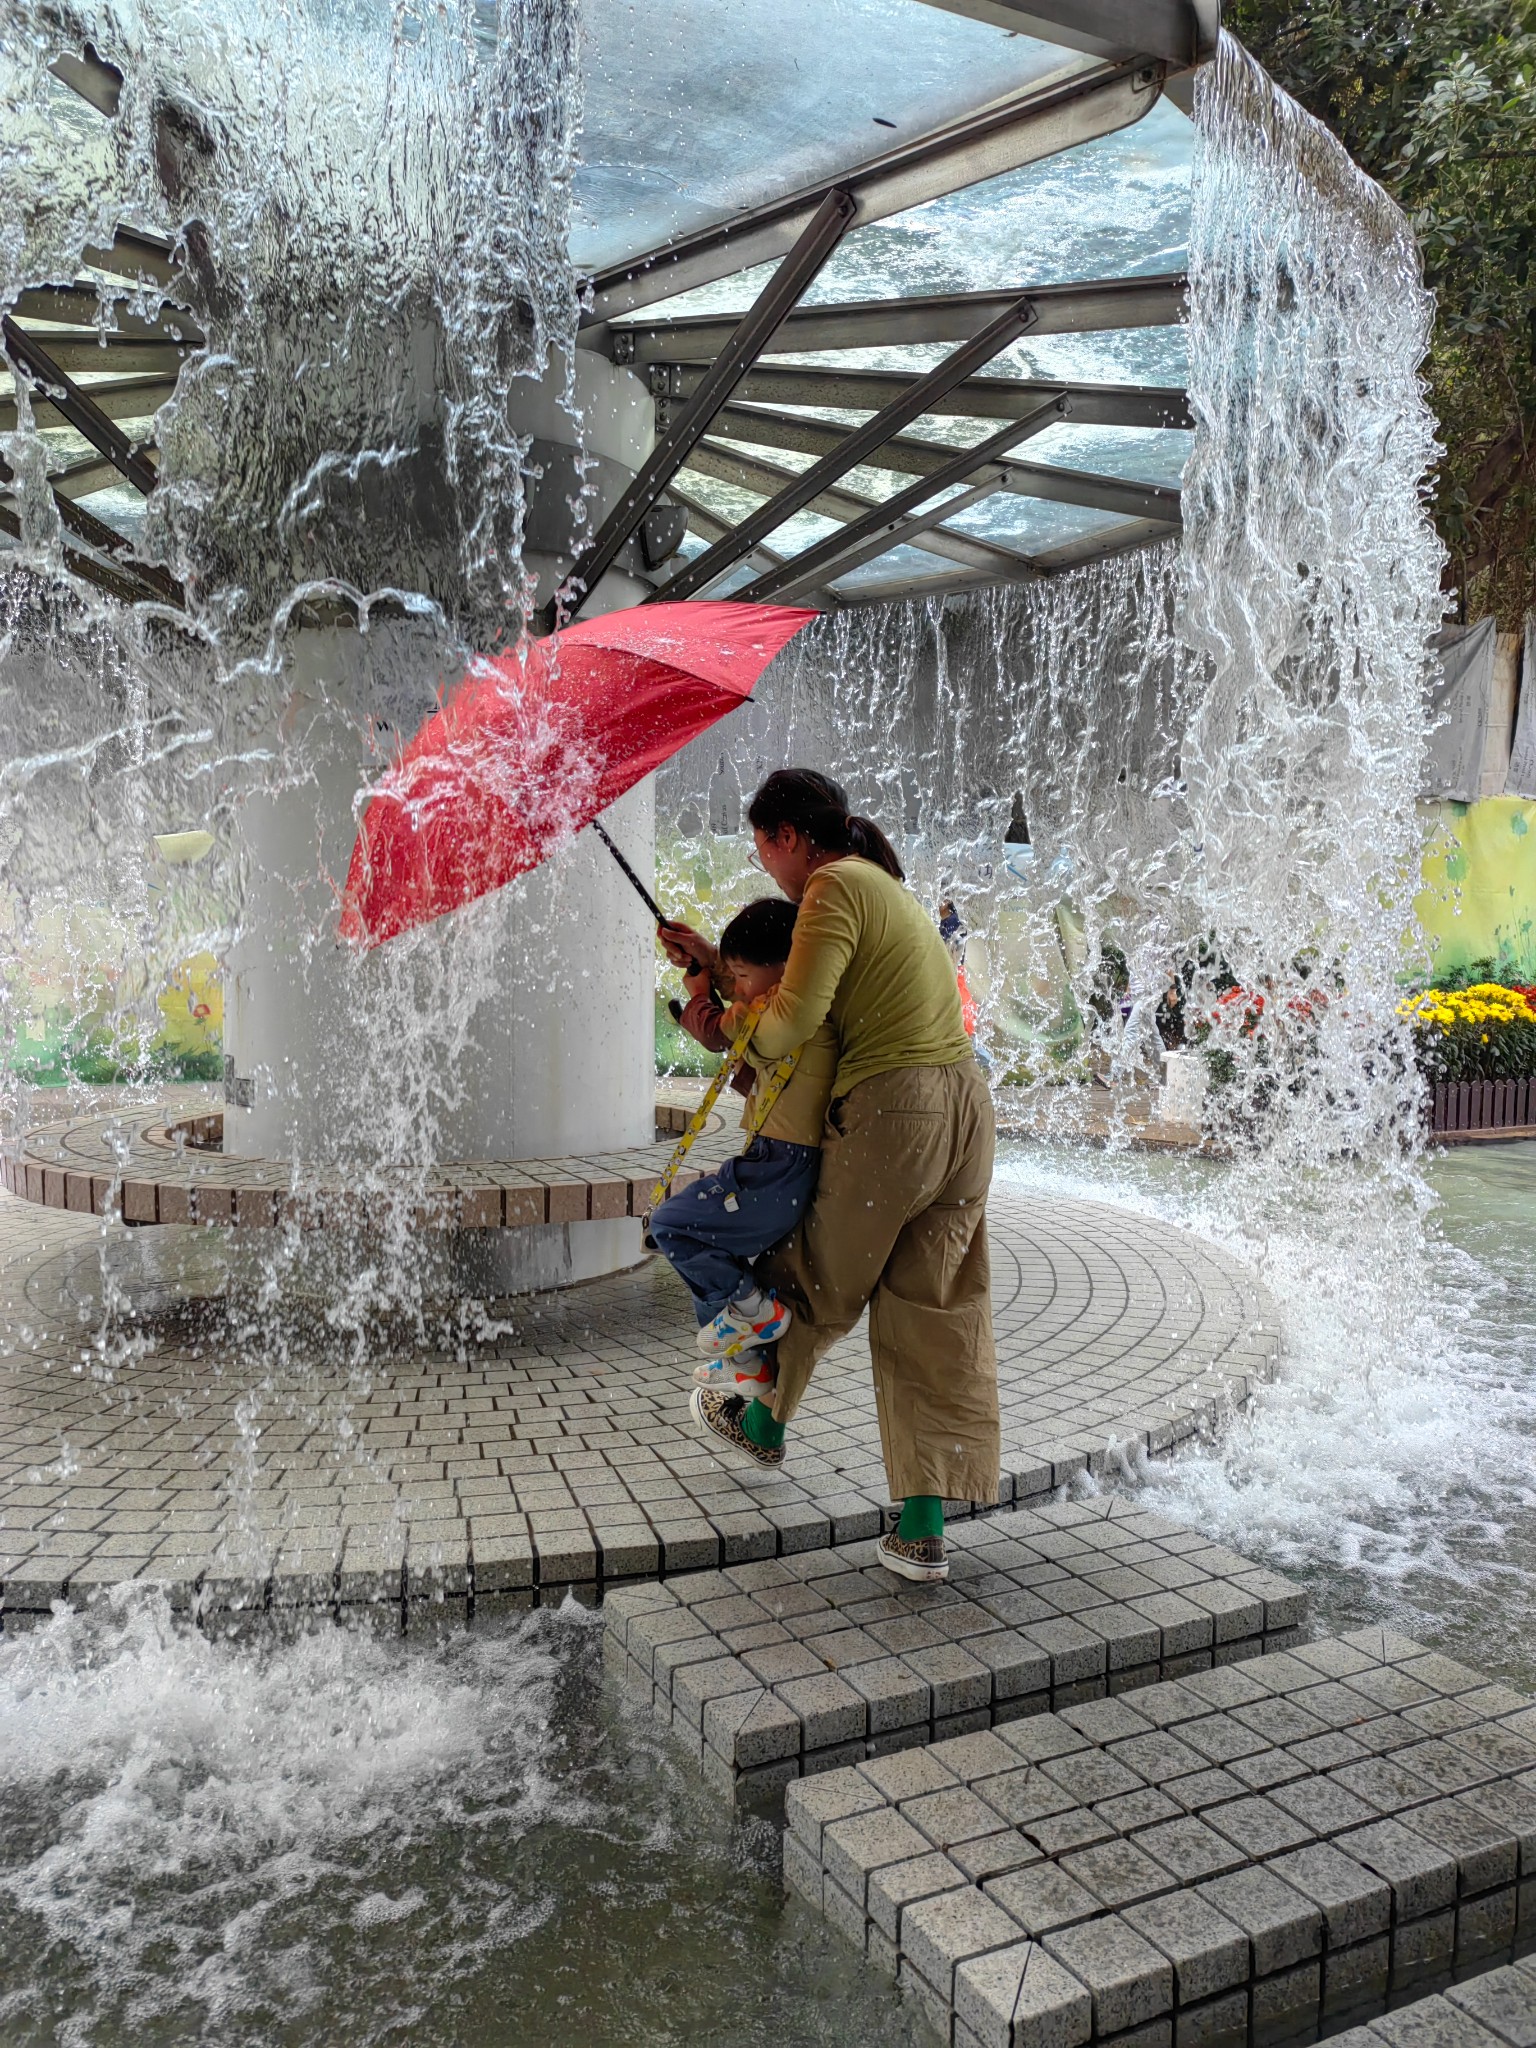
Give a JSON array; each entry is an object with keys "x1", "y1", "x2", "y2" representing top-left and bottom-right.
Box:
[
  {"x1": 620, "y1": 97, "x2": 1193, "y2": 319},
  {"x1": 1018, "y1": 421, "x2": 1192, "y2": 487},
  {"x1": 942, "y1": 493, "x2": 1139, "y2": 551},
  {"x1": 570, "y1": 0, "x2": 1094, "y2": 273}
]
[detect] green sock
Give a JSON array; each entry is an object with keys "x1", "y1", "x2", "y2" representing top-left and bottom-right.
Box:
[
  {"x1": 897, "y1": 1495, "x2": 944, "y2": 1542},
  {"x1": 742, "y1": 1396, "x2": 786, "y2": 1451}
]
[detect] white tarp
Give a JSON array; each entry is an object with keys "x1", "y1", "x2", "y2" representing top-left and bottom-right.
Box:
[
  {"x1": 1425, "y1": 617, "x2": 1498, "y2": 800},
  {"x1": 1507, "y1": 611, "x2": 1536, "y2": 800}
]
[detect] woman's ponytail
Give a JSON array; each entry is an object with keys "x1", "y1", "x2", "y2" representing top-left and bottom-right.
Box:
[
  {"x1": 747, "y1": 769, "x2": 905, "y2": 882},
  {"x1": 843, "y1": 812, "x2": 905, "y2": 881}
]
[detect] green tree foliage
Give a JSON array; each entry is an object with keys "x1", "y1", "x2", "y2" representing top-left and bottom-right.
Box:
[{"x1": 1227, "y1": 1, "x2": 1536, "y2": 624}]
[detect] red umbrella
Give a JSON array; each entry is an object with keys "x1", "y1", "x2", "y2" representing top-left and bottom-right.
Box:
[{"x1": 338, "y1": 600, "x2": 816, "y2": 948}]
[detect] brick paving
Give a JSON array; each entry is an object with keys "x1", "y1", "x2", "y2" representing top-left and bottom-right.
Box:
[
  {"x1": 5, "y1": 1114, "x2": 1531, "y2": 2041},
  {"x1": 0, "y1": 1156, "x2": 1277, "y2": 1607},
  {"x1": 780, "y1": 1620, "x2": 1536, "y2": 2045},
  {"x1": 604, "y1": 1497, "x2": 1307, "y2": 1805}
]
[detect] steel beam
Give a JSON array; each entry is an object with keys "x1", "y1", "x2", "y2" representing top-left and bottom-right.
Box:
[
  {"x1": 559, "y1": 188, "x2": 856, "y2": 620},
  {"x1": 910, "y1": 0, "x2": 1204, "y2": 65},
  {"x1": 0, "y1": 331, "x2": 190, "y2": 379},
  {"x1": 47, "y1": 454, "x2": 125, "y2": 500},
  {"x1": 652, "y1": 295, "x2": 1044, "y2": 603},
  {"x1": 10, "y1": 286, "x2": 203, "y2": 347},
  {"x1": 1031, "y1": 515, "x2": 1177, "y2": 570},
  {"x1": 1, "y1": 318, "x2": 159, "y2": 494},
  {"x1": 80, "y1": 229, "x2": 178, "y2": 290},
  {"x1": 0, "y1": 500, "x2": 168, "y2": 606},
  {"x1": 666, "y1": 360, "x2": 1189, "y2": 431},
  {"x1": 47, "y1": 42, "x2": 123, "y2": 116},
  {"x1": 596, "y1": 273, "x2": 1186, "y2": 364},
  {"x1": 0, "y1": 374, "x2": 175, "y2": 436},
  {"x1": 826, "y1": 563, "x2": 1008, "y2": 607},
  {"x1": 995, "y1": 459, "x2": 1179, "y2": 524},
  {"x1": 712, "y1": 402, "x2": 1179, "y2": 522},
  {"x1": 587, "y1": 57, "x2": 1163, "y2": 323},
  {"x1": 734, "y1": 399, "x2": 1063, "y2": 602},
  {"x1": 0, "y1": 453, "x2": 183, "y2": 605},
  {"x1": 666, "y1": 484, "x2": 796, "y2": 588},
  {"x1": 710, "y1": 402, "x2": 1186, "y2": 506},
  {"x1": 831, "y1": 508, "x2": 1179, "y2": 606},
  {"x1": 683, "y1": 438, "x2": 1029, "y2": 582},
  {"x1": 773, "y1": 481, "x2": 1037, "y2": 603}
]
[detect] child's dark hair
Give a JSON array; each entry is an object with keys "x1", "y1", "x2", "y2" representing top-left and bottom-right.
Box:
[
  {"x1": 719, "y1": 896, "x2": 798, "y2": 966},
  {"x1": 746, "y1": 767, "x2": 904, "y2": 881}
]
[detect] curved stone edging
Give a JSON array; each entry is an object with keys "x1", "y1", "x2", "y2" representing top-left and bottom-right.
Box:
[{"x1": 0, "y1": 1088, "x2": 730, "y2": 1230}]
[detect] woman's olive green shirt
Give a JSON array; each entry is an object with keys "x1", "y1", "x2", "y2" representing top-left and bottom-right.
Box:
[{"x1": 736, "y1": 857, "x2": 972, "y2": 1101}]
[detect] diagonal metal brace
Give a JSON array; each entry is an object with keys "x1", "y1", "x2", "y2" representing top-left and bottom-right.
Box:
[
  {"x1": 2, "y1": 314, "x2": 160, "y2": 497},
  {"x1": 648, "y1": 293, "x2": 1042, "y2": 605},
  {"x1": 559, "y1": 187, "x2": 856, "y2": 622},
  {"x1": 733, "y1": 395, "x2": 1065, "y2": 603}
]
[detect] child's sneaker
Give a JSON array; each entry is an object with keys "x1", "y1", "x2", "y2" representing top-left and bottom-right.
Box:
[
  {"x1": 691, "y1": 1352, "x2": 776, "y2": 1392},
  {"x1": 694, "y1": 1291, "x2": 791, "y2": 1359}
]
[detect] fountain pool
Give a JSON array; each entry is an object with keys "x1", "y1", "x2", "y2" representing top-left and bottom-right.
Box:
[{"x1": 0, "y1": 1140, "x2": 1531, "y2": 2046}]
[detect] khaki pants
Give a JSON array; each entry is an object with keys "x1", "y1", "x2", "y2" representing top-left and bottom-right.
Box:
[{"x1": 762, "y1": 1060, "x2": 999, "y2": 1504}]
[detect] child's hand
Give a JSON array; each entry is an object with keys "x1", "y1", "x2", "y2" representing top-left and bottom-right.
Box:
[{"x1": 682, "y1": 963, "x2": 713, "y2": 1001}]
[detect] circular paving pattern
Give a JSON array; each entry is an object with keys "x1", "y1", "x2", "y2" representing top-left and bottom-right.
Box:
[{"x1": 0, "y1": 1153, "x2": 1280, "y2": 1611}]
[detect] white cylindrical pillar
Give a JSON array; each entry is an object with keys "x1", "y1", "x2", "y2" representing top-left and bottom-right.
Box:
[{"x1": 222, "y1": 343, "x2": 662, "y2": 1290}]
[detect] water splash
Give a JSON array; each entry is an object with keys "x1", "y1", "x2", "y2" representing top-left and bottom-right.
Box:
[
  {"x1": 0, "y1": 1588, "x2": 926, "y2": 2047},
  {"x1": 0, "y1": 1586, "x2": 577, "y2": 2039},
  {"x1": 662, "y1": 36, "x2": 1444, "y2": 1176}
]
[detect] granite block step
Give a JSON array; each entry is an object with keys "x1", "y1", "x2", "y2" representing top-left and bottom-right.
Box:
[
  {"x1": 604, "y1": 1499, "x2": 1307, "y2": 1801},
  {"x1": 783, "y1": 1624, "x2": 1536, "y2": 2045}
]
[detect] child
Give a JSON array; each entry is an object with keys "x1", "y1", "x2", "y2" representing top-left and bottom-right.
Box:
[{"x1": 649, "y1": 897, "x2": 837, "y2": 1391}]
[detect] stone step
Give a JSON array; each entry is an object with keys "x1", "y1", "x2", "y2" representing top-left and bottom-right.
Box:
[
  {"x1": 603, "y1": 1496, "x2": 1307, "y2": 1803},
  {"x1": 1331, "y1": 1959, "x2": 1536, "y2": 2046},
  {"x1": 779, "y1": 1624, "x2": 1536, "y2": 2045}
]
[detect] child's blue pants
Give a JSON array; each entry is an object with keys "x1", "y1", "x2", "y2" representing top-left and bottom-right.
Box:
[{"x1": 649, "y1": 1136, "x2": 820, "y2": 1323}]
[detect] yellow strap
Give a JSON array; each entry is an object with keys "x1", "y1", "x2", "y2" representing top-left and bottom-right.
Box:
[
  {"x1": 739, "y1": 1050, "x2": 800, "y2": 1144},
  {"x1": 648, "y1": 1002, "x2": 802, "y2": 1213},
  {"x1": 648, "y1": 1003, "x2": 761, "y2": 1213}
]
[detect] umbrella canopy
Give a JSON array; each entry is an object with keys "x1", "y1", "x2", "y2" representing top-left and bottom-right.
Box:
[{"x1": 338, "y1": 600, "x2": 816, "y2": 948}]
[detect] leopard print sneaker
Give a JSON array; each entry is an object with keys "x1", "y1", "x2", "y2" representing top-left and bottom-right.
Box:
[
  {"x1": 876, "y1": 1530, "x2": 949, "y2": 1583},
  {"x1": 688, "y1": 1386, "x2": 785, "y2": 1471}
]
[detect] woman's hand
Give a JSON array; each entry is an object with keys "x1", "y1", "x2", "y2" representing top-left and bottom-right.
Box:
[{"x1": 657, "y1": 920, "x2": 718, "y2": 978}]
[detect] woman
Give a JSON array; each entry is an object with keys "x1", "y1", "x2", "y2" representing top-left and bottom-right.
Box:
[{"x1": 661, "y1": 769, "x2": 998, "y2": 1583}]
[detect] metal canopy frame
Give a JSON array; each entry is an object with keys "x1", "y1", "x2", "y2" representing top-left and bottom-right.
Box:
[
  {"x1": 648, "y1": 293, "x2": 1047, "y2": 602},
  {"x1": 591, "y1": 274, "x2": 1187, "y2": 366},
  {"x1": 559, "y1": 188, "x2": 856, "y2": 621},
  {"x1": 586, "y1": 54, "x2": 1169, "y2": 323},
  {"x1": 657, "y1": 361, "x2": 1190, "y2": 431},
  {"x1": 733, "y1": 401, "x2": 1066, "y2": 603},
  {"x1": 682, "y1": 439, "x2": 1036, "y2": 582},
  {"x1": 11, "y1": 4, "x2": 1212, "y2": 618},
  {"x1": 569, "y1": 1, "x2": 1208, "y2": 612},
  {"x1": 0, "y1": 214, "x2": 191, "y2": 610}
]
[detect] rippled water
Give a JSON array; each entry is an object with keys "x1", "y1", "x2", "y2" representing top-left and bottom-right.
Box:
[
  {"x1": 0, "y1": 1590, "x2": 923, "y2": 2048},
  {"x1": 998, "y1": 1138, "x2": 1536, "y2": 1692}
]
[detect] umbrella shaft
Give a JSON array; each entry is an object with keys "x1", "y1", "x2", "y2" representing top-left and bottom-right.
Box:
[{"x1": 590, "y1": 820, "x2": 704, "y2": 976}]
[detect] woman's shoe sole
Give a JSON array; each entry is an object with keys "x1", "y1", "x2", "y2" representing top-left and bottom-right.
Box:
[
  {"x1": 876, "y1": 1534, "x2": 949, "y2": 1583},
  {"x1": 688, "y1": 1385, "x2": 783, "y2": 1470}
]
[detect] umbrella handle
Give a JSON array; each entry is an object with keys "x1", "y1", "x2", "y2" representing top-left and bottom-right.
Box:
[{"x1": 658, "y1": 919, "x2": 708, "y2": 979}]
